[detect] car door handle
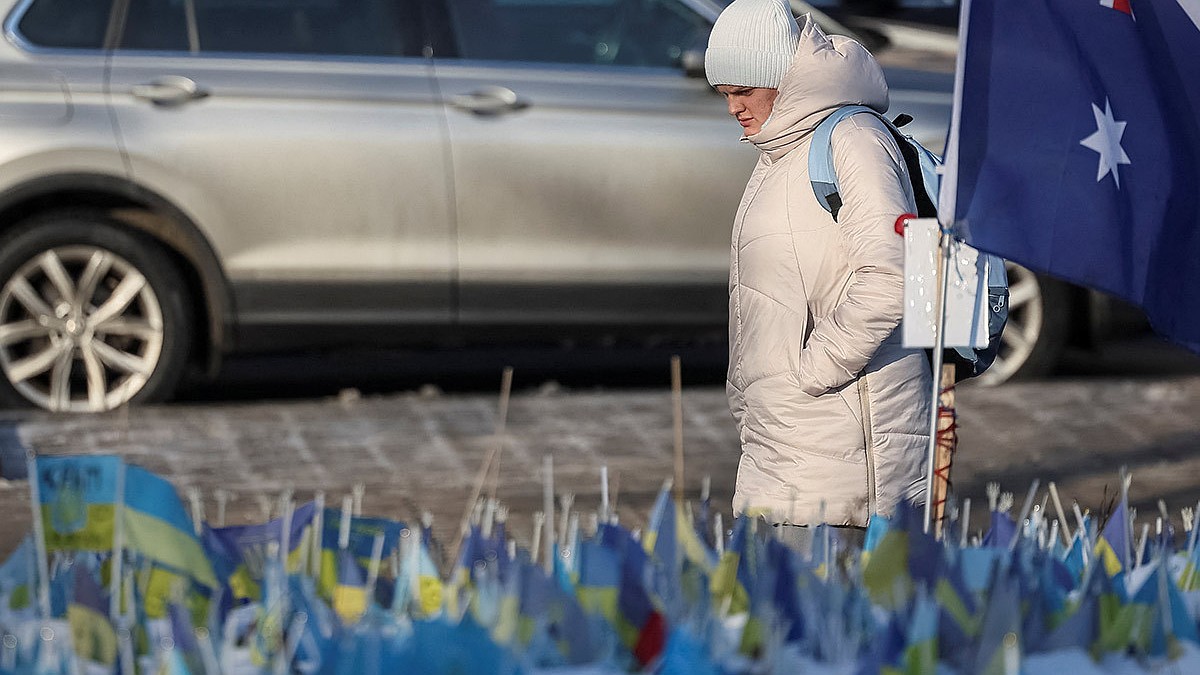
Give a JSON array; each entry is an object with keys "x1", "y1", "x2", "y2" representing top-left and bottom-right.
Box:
[
  {"x1": 449, "y1": 87, "x2": 529, "y2": 116},
  {"x1": 131, "y1": 76, "x2": 209, "y2": 106}
]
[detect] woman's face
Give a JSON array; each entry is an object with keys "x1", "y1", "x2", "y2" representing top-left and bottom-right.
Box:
[{"x1": 716, "y1": 85, "x2": 779, "y2": 136}]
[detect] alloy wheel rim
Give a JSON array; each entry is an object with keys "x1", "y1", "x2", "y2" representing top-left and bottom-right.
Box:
[
  {"x1": 975, "y1": 262, "x2": 1043, "y2": 386},
  {"x1": 0, "y1": 246, "x2": 164, "y2": 412}
]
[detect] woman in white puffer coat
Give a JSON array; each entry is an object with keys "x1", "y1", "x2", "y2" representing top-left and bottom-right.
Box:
[{"x1": 707, "y1": 0, "x2": 933, "y2": 533}]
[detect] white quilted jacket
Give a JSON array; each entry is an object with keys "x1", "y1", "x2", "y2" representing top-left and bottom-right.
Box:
[{"x1": 726, "y1": 16, "x2": 932, "y2": 527}]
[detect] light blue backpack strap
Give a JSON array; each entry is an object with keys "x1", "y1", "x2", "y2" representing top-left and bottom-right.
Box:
[
  {"x1": 984, "y1": 253, "x2": 1008, "y2": 287},
  {"x1": 808, "y1": 105, "x2": 877, "y2": 218}
]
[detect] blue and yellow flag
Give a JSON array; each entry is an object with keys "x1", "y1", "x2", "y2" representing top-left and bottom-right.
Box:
[
  {"x1": 862, "y1": 526, "x2": 913, "y2": 610},
  {"x1": 414, "y1": 539, "x2": 445, "y2": 618},
  {"x1": 452, "y1": 524, "x2": 485, "y2": 589},
  {"x1": 165, "y1": 599, "x2": 206, "y2": 675},
  {"x1": 1062, "y1": 531, "x2": 1088, "y2": 582},
  {"x1": 205, "y1": 501, "x2": 317, "y2": 602},
  {"x1": 512, "y1": 559, "x2": 597, "y2": 665},
  {"x1": 123, "y1": 465, "x2": 218, "y2": 591},
  {"x1": 333, "y1": 548, "x2": 368, "y2": 625},
  {"x1": 981, "y1": 510, "x2": 1018, "y2": 549},
  {"x1": 288, "y1": 575, "x2": 338, "y2": 674},
  {"x1": 764, "y1": 539, "x2": 804, "y2": 642},
  {"x1": 1096, "y1": 499, "x2": 1131, "y2": 578},
  {"x1": 67, "y1": 563, "x2": 117, "y2": 670},
  {"x1": 882, "y1": 591, "x2": 939, "y2": 675},
  {"x1": 0, "y1": 535, "x2": 35, "y2": 612},
  {"x1": 644, "y1": 490, "x2": 714, "y2": 573},
  {"x1": 575, "y1": 538, "x2": 619, "y2": 627},
  {"x1": 317, "y1": 510, "x2": 403, "y2": 600},
  {"x1": 603, "y1": 523, "x2": 666, "y2": 666},
  {"x1": 971, "y1": 563, "x2": 1021, "y2": 675},
  {"x1": 35, "y1": 455, "x2": 122, "y2": 552},
  {"x1": 709, "y1": 517, "x2": 751, "y2": 616}
]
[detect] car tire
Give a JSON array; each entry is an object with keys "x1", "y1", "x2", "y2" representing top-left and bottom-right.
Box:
[
  {"x1": 0, "y1": 212, "x2": 192, "y2": 411},
  {"x1": 974, "y1": 262, "x2": 1070, "y2": 386}
]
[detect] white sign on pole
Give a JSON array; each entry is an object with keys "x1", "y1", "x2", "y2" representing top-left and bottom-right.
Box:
[{"x1": 902, "y1": 217, "x2": 990, "y2": 349}]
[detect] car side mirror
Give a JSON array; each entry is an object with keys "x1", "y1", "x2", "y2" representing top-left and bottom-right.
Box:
[{"x1": 680, "y1": 48, "x2": 706, "y2": 78}]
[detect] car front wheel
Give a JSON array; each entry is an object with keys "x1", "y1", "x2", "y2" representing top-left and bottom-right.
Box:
[
  {"x1": 0, "y1": 213, "x2": 192, "y2": 412},
  {"x1": 974, "y1": 261, "x2": 1070, "y2": 386}
]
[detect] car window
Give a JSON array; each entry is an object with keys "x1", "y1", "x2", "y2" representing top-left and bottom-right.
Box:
[
  {"x1": 16, "y1": 0, "x2": 114, "y2": 49},
  {"x1": 443, "y1": 0, "x2": 710, "y2": 68},
  {"x1": 119, "y1": 0, "x2": 424, "y2": 57}
]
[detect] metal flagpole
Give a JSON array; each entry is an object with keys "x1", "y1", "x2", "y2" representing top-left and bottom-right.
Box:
[{"x1": 924, "y1": 0, "x2": 975, "y2": 535}]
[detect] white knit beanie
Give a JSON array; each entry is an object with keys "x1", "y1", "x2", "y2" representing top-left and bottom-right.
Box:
[{"x1": 705, "y1": 0, "x2": 800, "y2": 88}]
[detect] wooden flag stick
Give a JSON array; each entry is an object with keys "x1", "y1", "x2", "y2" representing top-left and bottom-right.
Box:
[
  {"x1": 599, "y1": 465, "x2": 610, "y2": 523},
  {"x1": 338, "y1": 496, "x2": 353, "y2": 550},
  {"x1": 530, "y1": 511, "x2": 545, "y2": 563},
  {"x1": 671, "y1": 355, "x2": 685, "y2": 504},
  {"x1": 486, "y1": 367, "x2": 515, "y2": 504},
  {"x1": 448, "y1": 367, "x2": 514, "y2": 570},
  {"x1": 543, "y1": 454, "x2": 556, "y2": 574},
  {"x1": 714, "y1": 512, "x2": 725, "y2": 555},
  {"x1": 214, "y1": 488, "x2": 231, "y2": 528},
  {"x1": 1135, "y1": 523, "x2": 1150, "y2": 568},
  {"x1": 352, "y1": 482, "x2": 365, "y2": 517},
  {"x1": 558, "y1": 492, "x2": 574, "y2": 560},
  {"x1": 482, "y1": 498, "x2": 498, "y2": 540},
  {"x1": 1120, "y1": 465, "x2": 1133, "y2": 567},
  {"x1": 610, "y1": 471, "x2": 621, "y2": 520},
  {"x1": 187, "y1": 487, "x2": 205, "y2": 536},
  {"x1": 310, "y1": 491, "x2": 325, "y2": 580},
  {"x1": 1008, "y1": 479, "x2": 1041, "y2": 552},
  {"x1": 1049, "y1": 482, "x2": 1072, "y2": 545},
  {"x1": 960, "y1": 498, "x2": 972, "y2": 548},
  {"x1": 931, "y1": 362, "x2": 957, "y2": 538},
  {"x1": 1188, "y1": 503, "x2": 1200, "y2": 558},
  {"x1": 365, "y1": 534, "x2": 386, "y2": 599}
]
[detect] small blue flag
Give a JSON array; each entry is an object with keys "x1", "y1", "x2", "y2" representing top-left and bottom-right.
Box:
[{"x1": 35, "y1": 455, "x2": 122, "y2": 552}]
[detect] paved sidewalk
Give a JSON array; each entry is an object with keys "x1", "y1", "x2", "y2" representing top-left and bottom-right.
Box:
[{"x1": 2, "y1": 375, "x2": 1199, "y2": 559}]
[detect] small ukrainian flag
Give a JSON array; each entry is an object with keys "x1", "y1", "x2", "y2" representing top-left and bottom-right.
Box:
[{"x1": 332, "y1": 548, "x2": 367, "y2": 624}]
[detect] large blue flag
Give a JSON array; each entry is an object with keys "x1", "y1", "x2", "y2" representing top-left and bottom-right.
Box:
[{"x1": 945, "y1": 0, "x2": 1200, "y2": 349}]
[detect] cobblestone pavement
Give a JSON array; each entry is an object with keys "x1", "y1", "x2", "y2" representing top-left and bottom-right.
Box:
[{"x1": 2, "y1": 374, "x2": 1200, "y2": 561}]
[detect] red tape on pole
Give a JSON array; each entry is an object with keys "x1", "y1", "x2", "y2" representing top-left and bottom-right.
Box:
[{"x1": 933, "y1": 382, "x2": 958, "y2": 520}]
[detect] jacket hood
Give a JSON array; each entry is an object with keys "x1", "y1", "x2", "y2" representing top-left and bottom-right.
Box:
[{"x1": 746, "y1": 15, "x2": 889, "y2": 161}]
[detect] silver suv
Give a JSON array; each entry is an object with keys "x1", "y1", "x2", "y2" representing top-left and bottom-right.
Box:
[{"x1": 0, "y1": 0, "x2": 953, "y2": 412}]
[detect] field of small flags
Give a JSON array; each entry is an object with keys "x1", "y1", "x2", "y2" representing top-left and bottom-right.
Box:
[{"x1": 5, "y1": 455, "x2": 1200, "y2": 674}]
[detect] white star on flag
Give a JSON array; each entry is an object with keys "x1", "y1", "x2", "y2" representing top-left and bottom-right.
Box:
[{"x1": 1080, "y1": 98, "x2": 1132, "y2": 188}]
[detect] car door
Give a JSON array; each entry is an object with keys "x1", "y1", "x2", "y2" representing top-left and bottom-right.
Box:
[
  {"x1": 106, "y1": 0, "x2": 455, "y2": 331},
  {"x1": 426, "y1": 0, "x2": 755, "y2": 326}
]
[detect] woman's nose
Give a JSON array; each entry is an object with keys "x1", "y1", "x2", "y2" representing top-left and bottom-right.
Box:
[{"x1": 727, "y1": 98, "x2": 743, "y2": 117}]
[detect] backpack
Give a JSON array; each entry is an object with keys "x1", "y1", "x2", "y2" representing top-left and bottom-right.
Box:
[{"x1": 807, "y1": 105, "x2": 1009, "y2": 381}]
